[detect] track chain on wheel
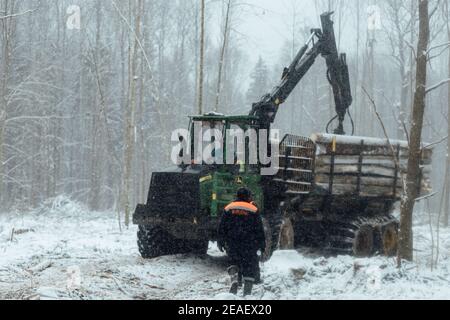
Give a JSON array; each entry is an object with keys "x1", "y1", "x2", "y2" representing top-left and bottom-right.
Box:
[
  {"x1": 373, "y1": 215, "x2": 399, "y2": 257},
  {"x1": 323, "y1": 215, "x2": 399, "y2": 257}
]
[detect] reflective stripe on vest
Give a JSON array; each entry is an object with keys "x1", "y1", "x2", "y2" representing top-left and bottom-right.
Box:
[{"x1": 225, "y1": 201, "x2": 258, "y2": 213}]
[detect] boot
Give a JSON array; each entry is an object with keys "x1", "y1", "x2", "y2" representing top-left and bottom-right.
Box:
[
  {"x1": 230, "y1": 282, "x2": 239, "y2": 295},
  {"x1": 243, "y1": 279, "x2": 255, "y2": 297},
  {"x1": 227, "y1": 266, "x2": 239, "y2": 295}
]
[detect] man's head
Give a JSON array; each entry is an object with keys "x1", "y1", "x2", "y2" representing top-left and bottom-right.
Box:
[{"x1": 236, "y1": 188, "x2": 252, "y2": 202}]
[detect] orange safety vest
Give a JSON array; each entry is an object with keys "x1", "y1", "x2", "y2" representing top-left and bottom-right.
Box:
[{"x1": 225, "y1": 201, "x2": 258, "y2": 216}]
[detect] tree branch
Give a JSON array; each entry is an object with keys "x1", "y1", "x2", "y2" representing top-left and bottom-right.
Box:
[
  {"x1": 404, "y1": 38, "x2": 418, "y2": 60},
  {"x1": 111, "y1": 0, "x2": 160, "y2": 105},
  {"x1": 362, "y1": 86, "x2": 404, "y2": 171},
  {"x1": 415, "y1": 192, "x2": 438, "y2": 202},
  {"x1": 427, "y1": 41, "x2": 450, "y2": 53},
  {"x1": 424, "y1": 135, "x2": 448, "y2": 149},
  {"x1": 426, "y1": 78, "x2": 450, "y2": 94},
  {"x1": 0, "y1": 8, "x2": 38, "y2": 20}
]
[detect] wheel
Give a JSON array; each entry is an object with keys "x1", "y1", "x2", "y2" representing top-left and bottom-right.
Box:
[
  {"x1": 353, "y1": 225, "x2": 374, "y2": 257},
  {"x1": 185, "y1": 240, "x2": 209, "y2": 255},
  {"x1": 261, "y1": 207, "x2": 283, "y2": 261},
  {"x1": 138, "y1": 225, "x2": 209, "y2": 259},
  {"x1": 137, "y1": 225, "x2": 177, "y2": 259},
  {"x1": 293, "y1": 219, "x2": 328, "y2": 249},
  {"x1": 381, "y1": 223, "x2": 398, "y2": 257}
]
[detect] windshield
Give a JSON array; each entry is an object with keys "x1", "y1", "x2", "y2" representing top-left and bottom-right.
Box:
[{"x1": 188, "y1": 119, "x2": 258, "y2": 170}]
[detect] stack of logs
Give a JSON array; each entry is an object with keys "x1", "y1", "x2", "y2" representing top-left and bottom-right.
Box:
[{"x1": 311, "y1": 133, "x2": 433, "y2": 198}]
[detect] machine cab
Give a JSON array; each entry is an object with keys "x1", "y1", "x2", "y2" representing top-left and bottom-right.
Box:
[{"x1": 185, "y1": 112, "x2": 265, "y2": 173}]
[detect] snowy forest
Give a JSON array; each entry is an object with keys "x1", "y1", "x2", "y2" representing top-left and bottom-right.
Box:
[
  {"x1": 1, "y1": 0, "x2": 450, "y2": 300},
  {"x1": 1, "y1": 0, "x2": 450, "y2": 216}
]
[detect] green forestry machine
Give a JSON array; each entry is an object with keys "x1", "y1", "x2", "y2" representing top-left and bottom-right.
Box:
[{"x1": 133, "y1": 13, "x2": 427, "y2": 260}]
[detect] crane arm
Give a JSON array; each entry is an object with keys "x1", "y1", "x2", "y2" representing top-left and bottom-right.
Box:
[
  {"x1": 320, "y1": 13, "x2": 353, "y2": 135},
  {"x1": 250, "y1": 12, "x2": 353, "y2": 135},
  {"x1": 249, "y1": 31, "x2": 322, "y2": 126}
]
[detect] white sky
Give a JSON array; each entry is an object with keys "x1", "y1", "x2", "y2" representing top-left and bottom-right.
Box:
[
  {"x1": 208, "y1": 0, "x2": 360, "y2": 71},
  {"x1": 235, "y1": 0, "x2": 320, "y2": 63}
]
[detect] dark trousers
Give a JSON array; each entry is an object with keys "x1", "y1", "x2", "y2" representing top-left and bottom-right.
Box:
[{"x1": 228, "y1": 246, "x2": 260, "y2": 282}]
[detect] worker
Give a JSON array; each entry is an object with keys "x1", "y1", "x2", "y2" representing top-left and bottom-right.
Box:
[{"x1": 218, "y1": 188, "x2": 266, "y2": 296}]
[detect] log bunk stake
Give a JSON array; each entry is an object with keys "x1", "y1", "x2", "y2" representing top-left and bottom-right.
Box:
[
  {"x1": 356, "y1": 140, "x2": 365, "y2": 196},
  {"x1": 329, "y1": 137, "x2": 337, "y2": 195},
  {"x1": 393, "y1": 145, "x2": 401, "y2": 199}
]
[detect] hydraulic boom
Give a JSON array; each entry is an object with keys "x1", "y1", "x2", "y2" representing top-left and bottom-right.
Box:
[{"x1": 250, "y1": 12, "x2": 353, "y2": 135}]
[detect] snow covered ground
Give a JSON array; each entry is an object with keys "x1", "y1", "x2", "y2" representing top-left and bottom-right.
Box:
[{"x1": 0, "y1": 197, "x2": 449, "y2": 300}]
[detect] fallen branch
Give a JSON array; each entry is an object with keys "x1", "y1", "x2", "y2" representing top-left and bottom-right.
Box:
[
  {"x1": 13, "y1": 228, "x2": 35, "y2": 236},
  {"x1": 111, "y1": 276, "x2": 133, "y2": 297},
  {"x1": 100, "y1": 271, "x2": 134, "y2": 297},
  {"x1": 28, "y1": 261, "x2": 53, "y2": 274},
  {"x1": 437, "y1": 275, "x2": 450, "y2": 283},
  {"x1": 144, "y1": 284, "x2": 165, "y2": 290}
]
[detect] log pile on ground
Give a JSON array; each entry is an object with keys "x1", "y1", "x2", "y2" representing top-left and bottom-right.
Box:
[{"x1": 310, "y1": 133, "x2": 433, "y2": 198}]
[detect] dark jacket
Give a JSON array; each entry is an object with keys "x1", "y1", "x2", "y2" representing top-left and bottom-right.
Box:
[{"x1": 218, "y1": 201, "x2": 266, "y2": 252}]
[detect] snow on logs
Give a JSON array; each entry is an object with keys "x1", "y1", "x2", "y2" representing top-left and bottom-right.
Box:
[{"x1": 310, "y1": 133, "x2": 433, "y2": 198}]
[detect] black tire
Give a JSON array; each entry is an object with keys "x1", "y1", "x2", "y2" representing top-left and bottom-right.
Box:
[
  {"x1": 261, "y1": 207, "x2": 283, "y2": 261},
  {"x1": 137, "y1": 225, "x2": 176, "y2": 259},
  {"x1": 185, "y1": 240, "x2": 209, "y2": 255},
  {"x1": 138, "y1": 225, "x2": 209, "y2": 259}
]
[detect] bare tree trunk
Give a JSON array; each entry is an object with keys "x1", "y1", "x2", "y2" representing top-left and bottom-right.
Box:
[
  {"x1": 443, "y1": 0, "x2": 450, "y2": 227},
  {"x1": 399, "y1": 66, "x2": 409, "y2": 140},
  {"x1": 398, "y1": 0, "x2": 429, "y2": 263},
  {"x1": 409, "y1": 0, "x2": 417, "y2": 119},
  {"x1": 0, "y1": 1, "x2": 6, "y2": 206},
  {"x1": 214, "y1": 0, "x2": 232, "y2": 113},
  {"x1": 0, "y1": 0, "x2": 13, "y2": 207},
  {"x1": 89, "y1": 1, "x2": 103, "y2": 211},
  {"x1": 368, "y1": 38, "x2": 375, "y2": 136},
  {"x1": 198, "y1": 0, "x2": 205, "y2": 115},
  {"x1": 122, "y1": 0, "x2": 143, "y2": 227},
  {"x1": 396, "y1": 4, "x2": 408, "y2": 140},
  {"x1": 138, "y1": 0, "x2": 147, "y2": 205},
  {"x1": 354, "y1": 0, "x2": 360, "y2": 134},
  {"x1": 0, "y1": 108, "x2": 5, "y2": 207}
]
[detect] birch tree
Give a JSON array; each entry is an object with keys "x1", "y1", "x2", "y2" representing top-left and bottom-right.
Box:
[
  {"x1": 443, "y1": 0, "x2": 450, "y2": 227},
  {"x1": 0, "y1": 0, "x2": 15, "y2": 207},
  {"x1": 122, "y1": 0, "x2": 143, "y2": 227},
  {"x1": 214, "y1": 0, "x2": 232, "y2": 113},
  {"x1": 198, "y1": 0, "x2": 205, "y2": 115}
]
